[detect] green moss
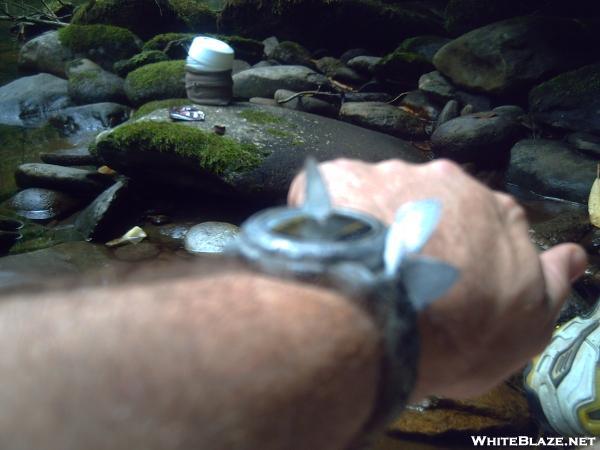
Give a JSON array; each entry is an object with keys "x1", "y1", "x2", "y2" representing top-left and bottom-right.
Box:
[
  {"x1": 374, "y1": 49, "x2": 433, "y2": 84},
  {"x1": 132, "y1": 98, "x2": 191, "y2": 119},
  {"x1": 97, "y1": 121, "x2": 264, "y2": 177},
  {"x1": 143, "y1": 32, "x2": 195, "y2": 51},
  {"x1": 58, "y1": 24, "x2": 141, "y2": 61},
  {"x1": 211, "y1": 34, "x2": 264, "y2": 63},
  {"x1": 239, "y1": 109, "x2": 283, "y2": 125},
  {"x1": 125, "y1": 60, "x2": 186, "y2": 106},
  {"x1": 114, "y1": 50, "x2": 169, "y2": 77},
  {"x1": 170, "y1": 0, "x2": 218, "y2": 31}
]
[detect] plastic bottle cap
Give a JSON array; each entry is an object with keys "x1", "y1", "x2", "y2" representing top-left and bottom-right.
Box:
[{"x1": 187, "y1": 36, "x2": 235, "y2": 72}]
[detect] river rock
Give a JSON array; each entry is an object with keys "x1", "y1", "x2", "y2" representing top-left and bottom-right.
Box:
[
  {"x1": 419, "y1": 71, "x2": 456, "y2": 102},
  {"x1": 340, "y1": 102, "x2": 428, "y2": 139},
  {"x1": 435, "y1": 99, "x2": 459, "y2": 129},
  {"x1": 397, "y1": 35, "x2": 451, "y2": 62},
  {"x1": 401, "y1": 91, "x2": 440, "y2": 123},
  {"x1": 232, "y1": 60, "x2": 251, "y2": 75},
  {"x1": 529, "y1": 63, "x2": 600, "y2": 135},
  {"x1": 270, "y1": 41, "x2": 314, "y2": 68},
  {"x1": 566, "y1": 132, "x2": 600, "y2": 158},
  {"x1": 15, "y1": 163, "x2": 114, "y2": 198},
  {"x1": 434, "y1": 16, "x2": 597, "y2": 96},
  {"x1": 530, "y1": 209, "x2": 592, "y2": 248},
  {"x1": 113, "y1": 50, "x2": 169, "y2": 77},
  {"x1": 0, "y1": 73, "x2": 72, "y2": 127},
  {"x1": 347, "y1": 56, "x2": 381, "y2": 76},
  {"x1": 7, "y1": 188, "x2": 83, "y2": 221},
  {"x1": 47, "y1": 103, "x2": 131, "y2": 136},
  {"x1": 18, "y1": 31, "x2": 74, "y2": 78},
  {"x1": 262, "y1": 36, "x2": 279, "y2": 59},
  {"x1": 233, "y1": 66, "x2": 330, "y2": 99},
  {"x1": 274, "y1": 89, "x2": 339, "y2": 118},
  {"x1": 67, "y1": 67, "x2": 126, "y2": 106},
  {"x1": 40, "y1": 147, "x2": 98, "y2": 166},
  {"x1": 124, "y1": 60, "x2": 186, "y2": 106},
  {"x1": 74, "y1": 180, "x2": 139, "y2": 242},
  {"x1": 493, "y1": 105, "x2": 526, "y2": 120},
  {"x1": 94, "y1": 103, "x2": 425, "y2": 202},
  {"x1": 431, "y1": 112, "x2": 524, "y2": 168},
  {"x1": 184, "y1": 222, "x2": 240, "y2": 254},
  {"x1": 315, "y1": 57, "x2": 367, "y2": 85},
  {"x1": 507, "y1": 139, "x2": 596, "y2": 203}
]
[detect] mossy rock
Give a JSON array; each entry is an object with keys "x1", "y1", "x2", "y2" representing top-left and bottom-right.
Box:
[
  {"x1": 68, "y1": 68, "x2": 126, "y2": 104},
  {"x1": 170, "y1": 0, "x2": 218, "y2": 32},
  {"x1": 124, "y1": 60, "x2": 186, "y2": 106},
  {"x1": 95, "y1": 121, "x2": 264, "y2": 183},
  {"x1": 397, "y1": 35, "x2": 451, "y2": 63},
  {"x1": 374, "y1": 49, "x2": 433, "y2": 86},
  {"x1": 58, "y1": 24, "x2": 142, "y2": 68},
  {"x1": 270, "y1": 40, "x2": 313, "y2": 67},
  {"x1": 113, "y1": 50, "x2": 169, "y2": 77},
  {"x1": 143, "y1": 32, "x2": 196, "y2": 52},
  {"x1": 131, "y1": 98, "x2": 191, "y2": 119},
  {"x1": 212, "y1": 35, "x2": 264, "y2": 64}
]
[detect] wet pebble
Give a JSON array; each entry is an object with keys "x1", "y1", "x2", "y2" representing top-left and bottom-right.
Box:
[
  {"x1": 6, "y1": 188, "x2": 83, "y2": 221},
  {"x1": 184, "y1": 222, "x2": 240, "y2": 254}
]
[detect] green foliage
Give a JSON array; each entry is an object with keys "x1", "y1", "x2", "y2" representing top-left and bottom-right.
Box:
[
  {"x1": 96, "y1": 121, "x2": 264, "y2": 177},
  {"x1": 124, "y1": 60, "x2": 186, "y2": 105},
  {"x1": 58, "y1": 24, "x2": 141, "y2": 61},
  {"x1": 131, "y1": 98, "x2": 191, "y2": 119}
]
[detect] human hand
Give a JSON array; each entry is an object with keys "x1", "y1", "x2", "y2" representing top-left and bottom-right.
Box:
[{"x1": 288, "y1": 158, "x2": 588, "y2": 400}]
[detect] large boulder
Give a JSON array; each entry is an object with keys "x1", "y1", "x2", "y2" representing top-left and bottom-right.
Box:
[
  {"x1": 339, "y1": 102, "x2": 428, "y2": 139},
  {"x1": 233, "y1": 66, "x2": 330, "y2": 99},
  {"x1": 0, "y1": 73, "x2": 72, "y2": 127},
  {"x1": 507, "y1": 139, "x2": 596, "y2": 203},
  {"x1": 67, "y1": 59, "x2": 126, "y2": 105},
  {"x1": 529, "y1": 63, "x2": 600, "y2": 135},
  {"x1": 94, "y1": 103, "x2": 426, "y2": 202},
  {"x1": 18, "y1": 31, "x2": 74, "y2": 78},
  {"x1": 219, "y1": 0, "x2": 445, "y2": 53},
  {"x1": 124, "y1": 60, "x2": 186, "y2": 106},
  {"x1": 433, "y1": 16, "x2": 598, "y2": 96},
  {"x1": 113, "y1": 50, "x2": 169, "y2": 78},
  {"x1": 47, "y1": 103, "x2": 131, "y2": 136}
]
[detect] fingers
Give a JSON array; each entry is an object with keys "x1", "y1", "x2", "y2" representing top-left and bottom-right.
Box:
[{"x1": 540, "y1": 243, "x2": 588, "y2": 314}]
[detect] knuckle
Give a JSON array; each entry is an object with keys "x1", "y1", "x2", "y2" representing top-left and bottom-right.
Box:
[{"x1": 428, "y1": 158, "x2": 462, "y2": 175}]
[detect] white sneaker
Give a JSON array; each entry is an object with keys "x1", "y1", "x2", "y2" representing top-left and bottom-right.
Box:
[{"x1": 524, "y1": 304, "x2": 600, "y2": 436}]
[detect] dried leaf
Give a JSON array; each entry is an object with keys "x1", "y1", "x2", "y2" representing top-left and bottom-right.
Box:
[
  {"x1": 106, "y1": 226, "x2": 147, "y2": 248},
  {"x1": 589, "y1": 165, "x2": 600, "y2": 228}
]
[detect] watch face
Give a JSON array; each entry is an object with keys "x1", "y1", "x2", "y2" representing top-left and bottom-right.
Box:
[{"x1": 272, "y1": 213, "x2": 374, "y2": 242}]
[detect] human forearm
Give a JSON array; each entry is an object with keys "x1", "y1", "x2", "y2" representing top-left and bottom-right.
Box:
[{"x1": 0, "y1": 266, "x2": 382, "y2": 450}]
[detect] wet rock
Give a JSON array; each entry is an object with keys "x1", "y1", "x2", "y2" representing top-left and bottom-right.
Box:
[
  {"x1": 508, "y1": 139, "x2": 596, "y2": 204},
  {"x1": 435, "y1": 100, "x2": 459, "y2": 129},
  {"x1": 401, "y1": 91, "x2": 441, "y2": 122},
  {"x1": 262, "y1": 36, "x2": 279, "y2": 59},
  {"x1": 40, "y1": 147, "x2": 98, "y2": 167},
  {"x1": 232, "y1": 60, "x2": 251, "y2": 75},
  {"x1": 374, "y1": 50, "x2": 433, "y2": 86},
  {"x1": 69, "y1": 59, "x2": 127, "y2": 105},
  {"x1": 315, "y1": 57, "x2": 367, "y2": 85},
  {"x1": 454, "y1": 91, "x2": 492, "y2": 113},
  {"x1": 419, "y1": 71, "x2": 456, "y2": 103},
  {"x1": 252, "y1": 60, "x2": 277, "y2": 69},
  {"x1": 397, "y1": 35, "x2": 450, "y2": 63},
  {"x1": 270, "y1": 41, "x2": 314, "y2": 68},
  {"x1": 15, "y1": 164, "x2": 113, "y2": 198},
  {"x1": 18, "y1": 30, "x2": 73, "y2": 78},
  {"x1": 339, "y1": 48, "x2": 368, "y2": 64},
  {"x1": 566, "y1": 132, "x2": 600, "y2": 158},
  {"x1": 390, "y1": 382, "x2": 533, "y2": 438},
  {"x1": 113, "y1": 242, "x2": 160, "y2": 261},
  {"x1": 95, "y1": 103, "x2": 425, "y2": 202},
  {"x1": 434, "y1": 17, "x2": 597, "y2": 96},
  {"x1": 124, "y1": 60, "x2": 186, "y2": 106},
  {"x1": 340, "y1": 102, "x2": 428, "y2": 139},
  {"x1": 113, "y1": 50, "x2": 169, "y2": 78},
  {"x1": 48, "y1": 103, "x2": 131, "y2": 136},
  {"x1": 530, "y1": 209, "x2": 592, "y2": 247},
  {"x1": 0, "y1": 241, "x2": 113, "y2": 293},
  {"x1": 0, "y1": 73, "x2": 72, "y2": 127},
  {"x1": 274, "y1": 89, "x2": 339, "y2": 118},
  {"x1": 493, "y1": 105, "x2": 526, "y2": 120},
  {"x1": 431, "y1": 113, "x2": 523, "y2": 168},
  {"x1": 347, "y1": 56, "x2": 381, "y2": 76},
  {"x1": 233, "y1": 66, "x2": 330, "y2": 99},
  {"x1": 529, "y1": 63, "x2": 600, "y2": 135},
  {"x1": 6, "y1": 188, "x2": 83, "y2": 221},
  {"x1": 74, "y1": 180, "x2": 139, "y2": 242},
  {"x1": 184, "y1": 222, "x2": 240, "y2": 254},
  {"x1": 460, "y1": 104, "x2": 474, "y2": 116}
]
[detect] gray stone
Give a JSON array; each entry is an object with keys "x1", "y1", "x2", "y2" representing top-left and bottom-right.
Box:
[
  {"x1": 65, "y1": 58, "x2": 103, "y2": 78},
  {"x1": 401, "y1": 90, "x2": 440, "y2": 122},
  {"x1": 270, "y1": 41, "x2": 314, "y2": 68},
  {"x1": 15, "y1": 163, "x2": 113, "y2": 198},
  {"x1": 74, "y1": 180, "x2": 138, "y2": 242},
  {"x1": 398, "y1": 35, "x2": 451, "y2": 63},
  {"x1": 493, "y1": 105, "x2": 526, "y2": 120},
  {"x1": 315, "y1": 57, "x2": 367, "y2": 85},
  {"x1": 434, "y1": 17, "x2": 596, "y2": 96},
  {"x1": 347, "y1": 56, "x2": 381, "y2": 76},
  {"x1": 419, "y1": 71, "x2": 456, "y2": 102},
  {"x1": 507, "y1": 139, "x2": 596, "y2": 203},
  {"x1": 274, "y1": 89, "x2": 339, "y2": 118},
  {"x1": 262, "y1": 36, "x2": 280, "y2": 59},
  {"x1": 96, "y1": 103, "x2": 426, "y2": 202},
  {"x1": 435, "y1": 100, "x2": 459, "y2": 129},
  {"x1": 232, "y1": 59, "x2": 251, "y2": 75},
  {"x1": 184, "y1": 222, "x2": 240, "y2": 254},
  {"x1": 233, "y1": 66, "x2": 330, "y2": 99},
  {"x1": 252, "y1": 60, "x2": 277, "y2": 69},
  {"x1": 566, "y1": 132, "x2": 600, "y2": 158},
  {"x1": 529, "y1": 63, "x2": 600, "y2": 135},
  {"x1": 48, "y1": 103, "x2": 131, "y2": 136},
  {"x1": 40, "y1": 147, "x2": 98, "y2": 166},
  {"x1": 432, "y1": 112, "x2": 524, "y2": 168},
  {"x1": 340, "y1": 102, "x2": 428, "y2": 139},
  {"x1": 455, "y1": 91, "x2": 492, "y2": 113},
  {"x1": 6, "y1": 188, "x2": 83, "y2": 221},
  {"x1": 67, "y1": 64, "x2": 126, "y2": 105},
  {"x1": 18, "y1": 31, "x2": 73, "y2": 78},
  {"x1": 460, "y1": 104, "x2": 474, "y2": 116},
  {"x1": 0, "y1": 73, "x2": 71, "y2": 127},
  {"x1": 340, "y1": 48, "x2": 369, "y2": 64}
]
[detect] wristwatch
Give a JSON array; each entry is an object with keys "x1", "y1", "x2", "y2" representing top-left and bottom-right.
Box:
[{"x1": 232, "y1": 158, "x2": 459, "y2": 445}]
